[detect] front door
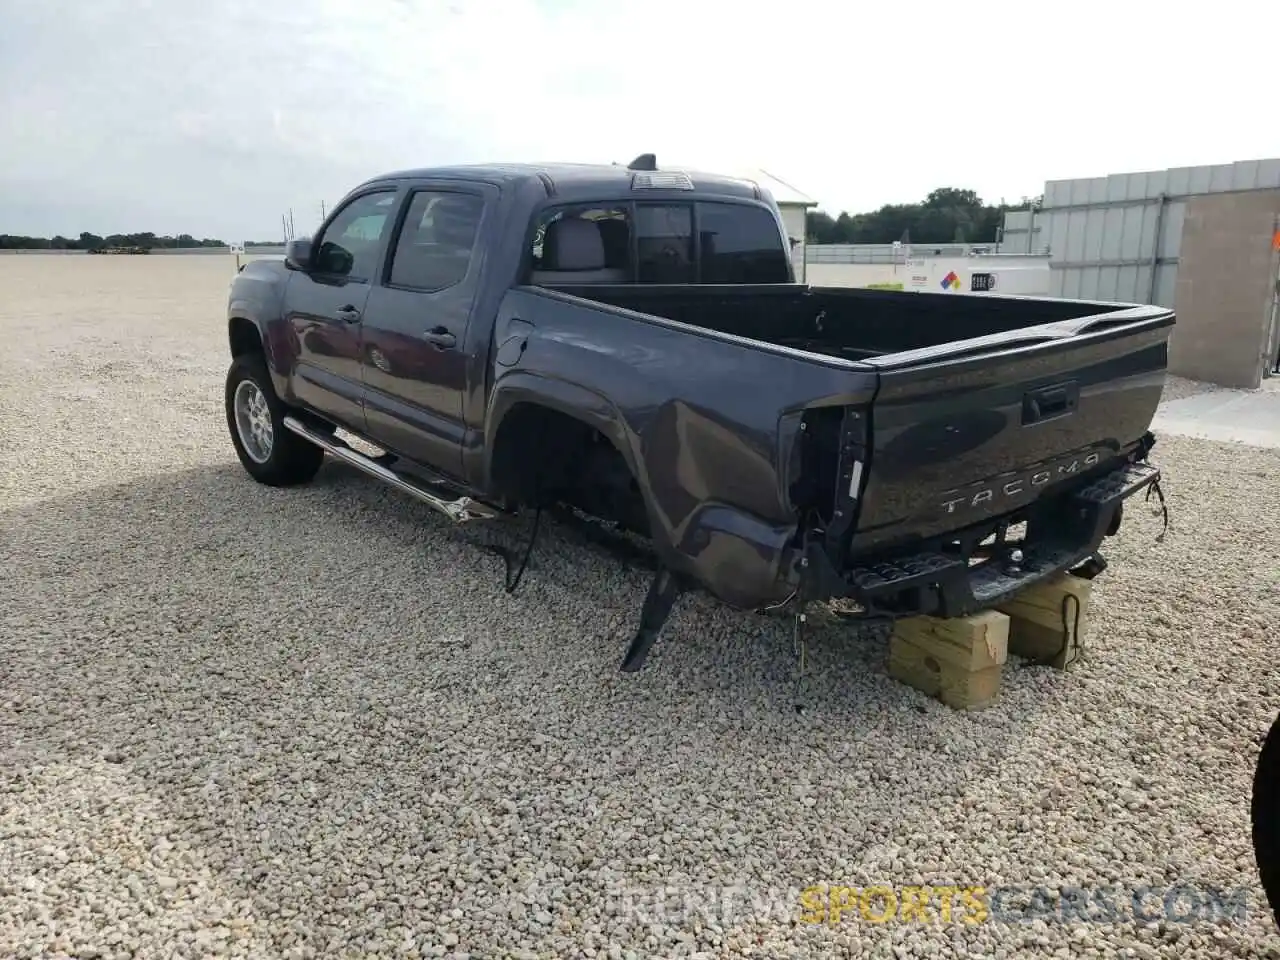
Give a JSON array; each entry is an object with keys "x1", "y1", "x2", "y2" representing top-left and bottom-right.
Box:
[
  {"x1": 360, "y1": 184, "x2": 492, "y2": 480},
  {"x1": 284, "y1": 188, "x2": 399, "y2": 430}
]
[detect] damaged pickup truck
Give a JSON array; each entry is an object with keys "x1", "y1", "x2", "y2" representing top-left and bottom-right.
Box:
[{"x1": 224, "y1": 155, "x2": 1173, "y2": 671}]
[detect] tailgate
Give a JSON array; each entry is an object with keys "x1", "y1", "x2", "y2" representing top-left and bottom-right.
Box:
[{"x1": 848, "y1": 305, "x2": 1175, "y2": 553}]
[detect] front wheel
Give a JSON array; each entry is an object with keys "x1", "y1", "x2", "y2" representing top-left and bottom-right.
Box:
[{"x1": 225, "y1": 353, "x2": 325, "y2": 486}]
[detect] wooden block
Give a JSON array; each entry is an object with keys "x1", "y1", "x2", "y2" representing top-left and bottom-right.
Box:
[
  {"x1": 888, "y1": 637, "x2": 1004, "y2": 710},
  {"x1": 890, "y1": 611, "x2": 1009, "y2": 672},
  {"x1": 996, "y1": 573, "x2": 1092, "y2": 670},
  {"x1": 888, "y1": 611, "x2": 1010, "y2": 710}
]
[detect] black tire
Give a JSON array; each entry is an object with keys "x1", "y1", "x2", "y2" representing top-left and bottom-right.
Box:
[
  {"x1": 1252, "y1": 709, "x2": 1280, "y2": 930},
  {"x1": 225, "y1": 353, "x2": 325, "y2": 486}
]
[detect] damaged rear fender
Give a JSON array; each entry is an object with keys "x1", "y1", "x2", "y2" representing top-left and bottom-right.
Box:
[{"x1": 485, "y1": 372, "x2": 805, "y2": 609}]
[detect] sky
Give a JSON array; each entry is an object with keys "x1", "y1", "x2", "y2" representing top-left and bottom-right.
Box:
[{"x1": 1, "y1": 0, "x2": 1276, "y2": 240}]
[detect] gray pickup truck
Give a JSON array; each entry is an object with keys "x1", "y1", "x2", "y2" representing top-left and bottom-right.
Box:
[{"x1": 224, "y1": 155, "x2": 1173, "y2": 671}]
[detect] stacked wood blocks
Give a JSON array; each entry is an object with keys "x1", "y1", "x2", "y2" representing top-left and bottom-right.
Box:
[
  {"x1": 888, "y1": 573, "x2": 1094, "y2": 709},
  {"x1": 889, "y1": 609, "x2": 1009, "y2": 710},
  {"x1": 997, "y1": 573, "x2": 1093, "y2": 671}
]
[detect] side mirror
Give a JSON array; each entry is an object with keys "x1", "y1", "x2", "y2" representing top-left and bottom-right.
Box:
[{"x1": 284, "y1": 238, "x2": 313, "y2": 272}]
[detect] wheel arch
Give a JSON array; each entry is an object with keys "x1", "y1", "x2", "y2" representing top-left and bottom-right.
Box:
[
  {"x1": 485, "y1": 373, "x2": 646, "y2": 508},
  {"x1": 228, "y1": 313, "x2": 291, "y2": 399},
  {"x1": 228, "y1": 315, "x2": 264, "y2": 359}
]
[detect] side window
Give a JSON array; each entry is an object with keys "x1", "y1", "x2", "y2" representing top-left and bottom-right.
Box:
[
  {"x1": 635, "y1": 204, "x2": 694, "y2": 283},
  {"x1": 313, "y1": 191, "x2": 397, "y2": 281},
  {"x1": 389, "y1": 191, "x2": 485, "y2": 291},
  {"x1": 529, "y1": 205, "x2": 630, "y2": 281},
  {"x1": 696, "y1": 202, "x2": 791, "y2": 283}
]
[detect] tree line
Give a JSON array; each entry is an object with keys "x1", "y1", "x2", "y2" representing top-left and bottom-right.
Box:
[
  {"x1": 806, "y1": 187, "x2": 1042, "y2": 246},
  {"x1": 0, "y1": 232, "x2": 280, "y2": 251},
  {"x1": 3, "y1": 185, "x2": 1043, "y2": 252}
]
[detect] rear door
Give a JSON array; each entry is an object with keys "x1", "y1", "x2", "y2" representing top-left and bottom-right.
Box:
[
  {"x1": 284, "y1": 188, "x2": 400, "y2": 430},
  {"x1": 849, "y1": 308, "x2": 1175, "y2": 552},
  {"x1": 359, "y1": 182, "x2": 495, "y2": 480}
]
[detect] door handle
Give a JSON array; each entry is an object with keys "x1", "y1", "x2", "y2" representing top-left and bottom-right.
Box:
[
  {"x1": 1022, "y1": 381, "x2": 1079, "y2": 425},
  {"x1": 336, "y1": 305, "x2": 361, "y2": 324},
  {"x1": 423, "y1": 326, "x2": 456, "y2": 349}
]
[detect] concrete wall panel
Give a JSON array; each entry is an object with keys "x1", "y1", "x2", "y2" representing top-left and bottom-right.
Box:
[{"x1": 1169, "y1": 190, "x2": 1280, "y2": 388}]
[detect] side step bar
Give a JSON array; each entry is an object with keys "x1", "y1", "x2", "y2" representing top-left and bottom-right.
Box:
[{"x1": 281, "y1": 416, "x2": 500, "y2": 523}]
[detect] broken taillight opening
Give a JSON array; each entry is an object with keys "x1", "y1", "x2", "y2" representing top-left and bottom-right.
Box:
[
  {"x1": 788, "y1": 407, "x2": 843, "y2": 524},
  {"x1": 787, "y1": 405, "x2": 870, "y2": 573}
]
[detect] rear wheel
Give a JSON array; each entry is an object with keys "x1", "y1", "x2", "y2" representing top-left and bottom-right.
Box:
[
  {"x1": 225, "y1": 353, "x2": 325, "y2": 486},
  {"x1": 1253, "y1": 709, "x2": 1280, "y2": 929}
]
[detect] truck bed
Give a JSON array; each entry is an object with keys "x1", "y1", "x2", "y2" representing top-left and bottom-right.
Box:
[
  {"x1": 548, "y1": 282, "x2": 1147, "y2": 362},
  {"x1": 534, "y1": 280, "x2": 1173, "y2": 610}
]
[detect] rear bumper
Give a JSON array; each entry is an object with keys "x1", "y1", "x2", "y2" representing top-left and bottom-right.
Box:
[{"x1": 802, "y1": 460, "x2": 1160, "y2": 618}]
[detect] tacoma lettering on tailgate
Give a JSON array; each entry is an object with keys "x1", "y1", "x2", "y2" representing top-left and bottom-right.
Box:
[{"x1": 940, "y1": 451, "x2": 1102, "y2": 516}]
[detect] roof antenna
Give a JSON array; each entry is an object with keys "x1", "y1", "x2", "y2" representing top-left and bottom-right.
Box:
[{"x1": 627, "y1": 153, "x2": 657, "y2": 171}]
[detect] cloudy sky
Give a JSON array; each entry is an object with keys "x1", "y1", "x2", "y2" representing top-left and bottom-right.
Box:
[{"x1": 1, "y1": 0, "x2": 1275, "y2": 240}]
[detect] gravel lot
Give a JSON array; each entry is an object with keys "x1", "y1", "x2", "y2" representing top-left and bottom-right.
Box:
[{"x1": 2, "y1": 255, "x2": 1279, "y2": 959}]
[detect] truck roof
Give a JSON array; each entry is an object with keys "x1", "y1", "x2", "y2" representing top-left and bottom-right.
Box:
[{"x1": 359, "y1": 162, "x2": 767, "y2": 204}]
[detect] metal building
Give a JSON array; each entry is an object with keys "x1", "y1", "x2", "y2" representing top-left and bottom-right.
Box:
[
  {"x1": 1003, "y1": 158, "x2": 1280, "y2": 307},
  {"x1": 996, "y1": 210, "x2": 1043, "y2": 256},
  {"x1": 1001, "y1": 157, "x2": 1280, "y2": 387},
  {"x1": 806, "y1": 242, "x2": 995, "y2": 264}
]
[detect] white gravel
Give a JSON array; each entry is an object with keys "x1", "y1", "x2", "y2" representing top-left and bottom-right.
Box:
[
  {"x1": 3, "y1": 254, "x2": 1279, "y2": 959},
  {"x1": 1159, "y1": 375, "x2": 1233, "y2": 404},
  {"x1": 1161, "y1": 374, "x2": 1280, "y2": 403}
]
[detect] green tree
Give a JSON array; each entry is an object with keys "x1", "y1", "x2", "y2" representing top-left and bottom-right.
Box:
[
  {"x1": 0, "y1": 231, "x2": 234, "y2": 251},
  {"x1": 806, "y1": 188, "x2": 1037, "y2": 245}
]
